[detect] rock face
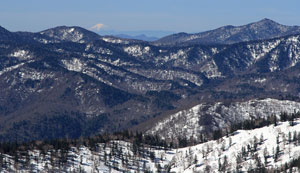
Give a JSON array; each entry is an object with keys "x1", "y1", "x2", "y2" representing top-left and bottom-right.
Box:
[
  {"x1": 1, "y1": 19, "x2": 300, "y2": 142},
  {"x1": 155, "y1": 18, "x2": 300, "y2": 45}
]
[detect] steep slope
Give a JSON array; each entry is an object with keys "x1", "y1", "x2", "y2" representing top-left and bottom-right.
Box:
[
  {"x1": 168, "y1": 119, "x2": 300, "y2": 172},
  {"x1": 0, "y1": 26, "x2": 17, "y2": 41},
  {"x1": 155, "y1": 18, "x2": 300, "y2": 45},
  {"x1": 147, "y1": 99, "x2": 300, "y2": 141},
  {"x1": 1, "y1": 119, "x2": 300, "y2": 172}
]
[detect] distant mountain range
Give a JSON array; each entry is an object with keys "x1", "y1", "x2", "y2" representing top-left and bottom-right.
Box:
[
  {"x1": 97, "y1": 29, "x2": 174, "y2": 40},
  {"x1": 115, "y1": 34, "x2": 159, "y2": 41},
  {"x1": 97, "y1": 30, "x2": 175, "y2": 41},
  {"x1": 1, "y1": 18, "x2": 300, "y2": 142},
  {"x1": 154, "y1": 18, "x2": 300, "y2": 45}
]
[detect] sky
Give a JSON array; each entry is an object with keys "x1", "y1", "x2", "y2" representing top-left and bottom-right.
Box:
[{"x1": 1, "y1": 0, "x2": 300, "y2": 36}]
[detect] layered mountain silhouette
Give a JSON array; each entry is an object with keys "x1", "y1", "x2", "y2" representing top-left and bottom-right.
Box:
[
  {"x1": 0, "y1": 19, "x2": 300, "y2": 142},
  {"x1": 155, "y1": 18, "x2": 300, "y2": 45}
]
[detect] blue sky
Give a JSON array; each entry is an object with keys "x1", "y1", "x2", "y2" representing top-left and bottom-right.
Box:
[{"x1": 1, "y1": 0, "x2": 300, "y2": 35}]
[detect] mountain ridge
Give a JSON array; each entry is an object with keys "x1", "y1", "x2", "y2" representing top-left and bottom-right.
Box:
[
  {"x1": 147, "y1": 98, "x2": 300, "y2": 141},
  {"x1": 1, "y1": 116, "x2": 300, "y2": 172},
  {"x1": 154, "y1": 18, "x2": 300, "y2": 46},
  {"x1": 1, "y1": 20, "x2": 300, "y2": 142},
  {"x1": 115, "y1": 34, "x2": 158, "y2": 41}
]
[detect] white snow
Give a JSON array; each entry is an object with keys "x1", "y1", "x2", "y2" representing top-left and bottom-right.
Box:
[
  {"x1": 128, "y1": 68, "x2": 203, "y2": 86},
  {"x1": 247, "y1": 39, "x2": 281, "y2": 62},
  {"x1": 85, "y1": 44, "x2": 113, "y2": 55},
  {"x1": 9, "y1": 50, "x2": 32, "y2": 60},
  {"x1": 41, "y1": 28, "x2": 85, "y2": 43},
  {"x1": 61, "y1": 58, "x2": 84, "y2": 72},
  {"x1": 254, "y1": 78, "x2": 267, "y2": 83},
  {"x1": 18, "y1": 70, "x2": 54, "y2": 81},
  {"x1": 211, "y1": 48, "x2": 218, "y2": 54},
  {"x1": 0, "y1": 61, "x2": 35, "y2": 76},
  {"x1": 168, "y1": 119, "x2": 300, "y2": 172},
  {"x1": 102, "y1": 37, "x2": 129, "y2": 44},
  {"x1": 148, "y1": 98, "x2": 300, "y2": 141},
  {"x1": 170, "y1": 49, "x2": 188, "y2": 61},
  {"x1": 2, "y1": 119, "x2": 300, "y2": 172},
  {"x1": 200, "y1": 60, "x2": 223, "y2": 78},
  {"x1": 286, "y1": 35, "x2": 300, "y2": 44},
  {"x1": 68, "y1": 28, "x2": 75, "y2": 33},
  {"x1": 124, "y1": 45, "x2": 151, "y2": 57}
]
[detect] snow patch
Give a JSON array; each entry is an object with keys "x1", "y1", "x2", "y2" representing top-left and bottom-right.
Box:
[
  {"x1": 10, "y1": 50, "x2": 32, "y2": 60},
  {"x1": 61, "y1": 58, "x2": 84, "y2": 72},
  {"x1": 102, "y1": 37, "x2": 129, "y2": 44},
  {"x1": 254, "y1": 78, "x2": 266, "y2": 83},
  {"x1": 247, "y1": 39, "x2": 281, "y2": 61},
  {"x1": 0, "y1": 61, "x2": 34, "y2": 76},
  {"x1": 124, "y1": 45, "x2": 151, "y2": 57}
]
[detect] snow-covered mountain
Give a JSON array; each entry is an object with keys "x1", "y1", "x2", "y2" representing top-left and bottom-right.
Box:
[
  {"x1": 155, "y1": 18, "x2": 300, "y2": 46},
  {"x1": 147, "y1": 99, "x2": 300, "y2": 141},
  {"x1": 3, "y1": 19, "x2": 300, "y2": 172},
  {"x1": 39, "y1": 26, "x2": 102, "y2": 43},
  {"x1": 1, "y1": 118, "x2": 300, "y2": 172},
  {"x1": 1, "y1": 20, "x2": 300, "y2": 142},
  {"x1": 167, "y1": 119, "x2": 300, "y2": 172}
]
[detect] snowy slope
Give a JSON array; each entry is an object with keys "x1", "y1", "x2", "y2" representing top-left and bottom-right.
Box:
[
  {"x1": 168, "y1": 119, "x2": 300, "y2": 172},
  {"x1": 2, "y1": 119, "x2": 300, "y2": 172},
  {"x1": 0, "y1": 140, "x2": 172, "y2": 173},
  {"x1": 147, "y1": 98, "x2": 300, "y2": 141}
]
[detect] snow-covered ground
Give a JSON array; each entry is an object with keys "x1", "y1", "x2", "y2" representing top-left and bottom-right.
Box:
[
  {"x1": 169, "y1": 120, "x2": 300, "y2": 172},
  {"x1": 148, "y1": 98, "x2": 300, "y2": 141},
  {"x1": 2, "y1": 118, "x2": 300, "y2": 172}
]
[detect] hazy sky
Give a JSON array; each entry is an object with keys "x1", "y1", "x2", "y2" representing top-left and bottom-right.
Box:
[{"x1": 1, "y1": 0, "x2": 300, "y2": 33}]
